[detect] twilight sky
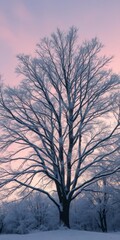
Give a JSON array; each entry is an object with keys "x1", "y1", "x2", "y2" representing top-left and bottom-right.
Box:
[{"x1": 0, "y1": 0, "x2": 120, "y2": 85}]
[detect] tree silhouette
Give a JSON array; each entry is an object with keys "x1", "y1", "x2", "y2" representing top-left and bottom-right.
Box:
[{"x1": 0, "y1": 27, "x2": 120, "y2": 227}]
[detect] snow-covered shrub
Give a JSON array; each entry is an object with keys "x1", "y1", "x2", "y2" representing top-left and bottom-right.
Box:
[
  {"x1": 1, "y1": 193, "x2": 59, "y2": 234},
  {"x1": 26, "y1": 193, "x2": 59, "y2": 230},
  {"x1": 2, "y1": 200, "x2": 36, "y2": 234},
  {"x1": 70, "y1": 195, "x2": 98, "y2": 231},
  {"x1": 107, "y1": 190, "x2": 120, "y2": 231}
]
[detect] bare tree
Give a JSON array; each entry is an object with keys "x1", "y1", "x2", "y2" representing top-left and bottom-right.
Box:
[{"x1": 0, "y1": 27, "x2": 120, "y2": 228}]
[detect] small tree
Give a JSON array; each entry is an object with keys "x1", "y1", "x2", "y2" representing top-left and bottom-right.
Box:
[
  {"x1": 0, "y1": 27, "x2": 120, "y2": 228},
  {"x1": 89, "y1": 178, "x2": 109, "y2": 232}
]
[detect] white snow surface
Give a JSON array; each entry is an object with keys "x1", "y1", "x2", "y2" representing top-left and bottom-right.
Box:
[{"x1": 0, "y1": 230, "x2": 120, "y2": 240}]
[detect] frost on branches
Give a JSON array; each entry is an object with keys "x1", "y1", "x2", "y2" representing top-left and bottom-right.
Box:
[{"x1": 0, "y1": 27, "x2": 120, "y2": 228}]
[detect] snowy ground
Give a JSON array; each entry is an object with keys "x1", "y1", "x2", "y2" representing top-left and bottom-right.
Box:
[{"x1": 0, "y1": 230, "x2": 120, "y2": 240}]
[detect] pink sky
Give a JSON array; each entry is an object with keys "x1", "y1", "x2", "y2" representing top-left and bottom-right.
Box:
[{"x1": 0, "y1": 0, "x2": 120, "y2": 86}]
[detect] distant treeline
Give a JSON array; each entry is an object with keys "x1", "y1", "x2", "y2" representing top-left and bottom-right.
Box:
[{"x1": 0, "y1": 179, "x2": 120, "y2": 234}]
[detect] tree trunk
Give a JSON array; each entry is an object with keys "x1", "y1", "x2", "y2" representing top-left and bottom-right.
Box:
[
  {"x1": 59, "y1": 200, "x2": 70, "y2": 228},
  {"x1": 99, "y1": 208, "x2": 107, "y2": 232}
]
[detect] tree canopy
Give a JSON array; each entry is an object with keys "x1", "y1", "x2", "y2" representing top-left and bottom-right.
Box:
[{"x1": 0, "y1": 27, "x2": 120, "y2": 227}]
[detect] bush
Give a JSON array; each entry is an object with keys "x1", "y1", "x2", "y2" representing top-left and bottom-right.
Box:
[{"x1": 1, "y1": 193, "x2": 59, "y2": 234}]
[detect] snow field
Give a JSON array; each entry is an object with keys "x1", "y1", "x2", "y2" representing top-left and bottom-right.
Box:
[{"x1": 0, "y1": 230, "x2": 120, "y2": 240}]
